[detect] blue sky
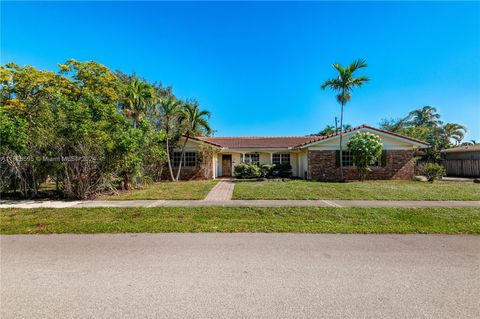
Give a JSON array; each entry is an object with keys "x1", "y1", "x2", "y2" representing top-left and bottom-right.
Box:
[{"x1": 2, "y1": 1, "x2": 479, "y2": 140}]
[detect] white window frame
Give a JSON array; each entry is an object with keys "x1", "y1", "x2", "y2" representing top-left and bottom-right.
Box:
[
  {"x1": 342, "y1": 151, "x2": 381, "y2": 167},
  {"x1": 242, "y1": 153, "x2": 260, "y2": 165},
  {"x1": 272, "y1": 153, "x2": 290, "y2": 165},
  {"x1": 173, "y1": 151, "x2": 197, "y2": 167},
  {"x1": 341, "y1": 151, "x2": 354, "y2": 167}
]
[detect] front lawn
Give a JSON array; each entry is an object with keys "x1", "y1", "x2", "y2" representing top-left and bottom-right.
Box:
[
  {"x1": 233, "y1": 180, "x2": 480, "y2": 201},
  {"x1": 1, "y1": 207, "x2": 479, "y2": 234},
  {"x1": 99, "y1": 180, "x2": 218, "y2": 200}
]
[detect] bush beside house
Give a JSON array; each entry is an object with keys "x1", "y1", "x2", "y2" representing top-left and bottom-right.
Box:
[
  {"x1": 234, "y1": 163, "x2": 292, "y2": 179},
  {"x1": 422, "y1": 163, "x2": 446, "y2": 182}
]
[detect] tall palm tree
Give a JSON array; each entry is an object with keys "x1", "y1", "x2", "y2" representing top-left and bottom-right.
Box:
[
  {"x1": 441, "y1": 123, "x2": 467, "y2": 146},
  {"x1": 321, "y1": 59, "x2": 369, "y2": 180},
  {"x1": 158, "y1": 97, "x2": 182, "y2": 181},
  {"x1": 122, "y1": 78, "x2": 156, "y2": 128},
  {"x1": 407, "y1": 106, "x2": 442, "y2": 127},
  {"x1": 175, "y1": 101, "x2": 212, "y2": 181}
]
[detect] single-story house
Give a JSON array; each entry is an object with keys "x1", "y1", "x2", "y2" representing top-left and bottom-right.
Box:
[{"x1": 167, "y1": 125, "x2": 429, "y2": 181}]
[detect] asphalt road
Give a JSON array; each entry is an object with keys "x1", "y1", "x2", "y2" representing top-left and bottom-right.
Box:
[{"x1": 1, "y1": 234, "x2": 479, "y2": 318}]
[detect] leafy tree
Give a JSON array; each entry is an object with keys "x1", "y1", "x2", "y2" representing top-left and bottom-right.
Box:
[
  {"x1": 347, "y1": 132, "x2": 383, "y2": 180},
  {"x1": 55, "y1": 60, "x2": 127, "y2": 197},
  {"x1": 379, "y1": 106, "x2": 468, "y2": 161},
  {"x1": 0, "y1": 109, "x2": 28, "y2": 154},
  {"x1": 0, "y1": 63, "x2": 65, "y2": 196},
  {"x1": 0, "y1": 59, "x2": 208, "y2": 198},
  {"x1": 2, "y1": 60, "x2": 139, "y2": 198},
  {"x1": 321, "y1": 59, "x2": 369, "y2": 180},
  {"x1": 175, "y1": 101, "x2": 212, "y2": 181}
]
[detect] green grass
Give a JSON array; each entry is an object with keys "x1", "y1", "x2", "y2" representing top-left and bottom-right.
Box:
[
  {"x1": 98, "y1": 180, "x2": 219, "y2": 200},
  {"x1": 233, "y1": 180, "x2": 480, "y2": 201},
  {"x1": 1, "y1": 207, "x2": 479, "y2": 234}
]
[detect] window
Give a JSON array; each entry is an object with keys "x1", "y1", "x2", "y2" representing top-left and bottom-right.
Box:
[
  {"x1": 272, "y1": 153, "x2": 290, "y2": 165},
  {"x1": 340, "y1": 151, "x2": 383, "y2": 167},
  {"x1": 243, "y1": 153, "x2": 260, "y2": 165},
  {"x1": 173, "y1": 152, "x2": 197, "y2": 167},
  {"x1": 341, "y1": 151, "x2": 354, "y2": 167}
]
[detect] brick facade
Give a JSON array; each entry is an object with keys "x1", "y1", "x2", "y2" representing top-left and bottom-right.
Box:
[{"x1": 308, "y1": 150, "x2": 414, "y2": 181}]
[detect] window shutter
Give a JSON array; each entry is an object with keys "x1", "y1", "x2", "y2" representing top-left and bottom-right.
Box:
[
  {"x1": 335, "y1": 150, "x2": 341, "y2": 167},
  {"x1": 381, "y1": 150, "x2": 387, "y2": 167}
]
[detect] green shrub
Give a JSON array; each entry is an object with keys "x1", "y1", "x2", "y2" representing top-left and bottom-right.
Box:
[
  {"x1": 260, "y1": 164, "x2": 275, "y2": 178},
  {"x1": 234, "y1": 163, "x2": 292, "y2": 179},
  {"x1": 234, "y1": 163, "x2": 262, "y2": 179},
  {"x1": 273, "y1": 163, "x2": 292, "y2": 178},
  {"x1": 422, "y1": 163, "x2": 445, "y2": 182}
]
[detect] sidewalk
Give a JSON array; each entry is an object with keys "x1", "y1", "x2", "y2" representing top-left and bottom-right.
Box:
[{"x1": 1, "y1": 199, "x2": 479, "y2": 209}]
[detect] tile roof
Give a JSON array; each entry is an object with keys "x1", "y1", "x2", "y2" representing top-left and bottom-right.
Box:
[
  {"x1": 192, "y1": 125, "x2": 429, "y2": 149},
  {"x1": 193, "y1": 136, "x2": 324, "y2": 149}
]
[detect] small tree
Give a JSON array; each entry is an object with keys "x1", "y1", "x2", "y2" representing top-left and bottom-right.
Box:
[{"x1": 347, "y1": 132, "x2": 383, "y2": 180}]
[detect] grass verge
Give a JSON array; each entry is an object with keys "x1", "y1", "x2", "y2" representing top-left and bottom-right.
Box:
[
  {"x1": 1, "y1": 207, "x2": 479, "y2": 234},
  {"x1": 98, "y1": 180, "x2": 218, "y2": 200},
  {"x1": 233, "y1": 180, "x2": 480, "y2": 200}
]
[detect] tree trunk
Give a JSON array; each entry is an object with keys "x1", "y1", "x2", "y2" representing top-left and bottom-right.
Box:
[
  {"x1": 175, "y1": 135, "x2": 189, "y2": 182},
  {"x1": 122, "y1": 173, "x2": 129, "y2": 190},
  {"x1": 339, "y1": 102, "x2": 345, "y2": 181},
  {"x1": 165, "y1": 136, "x2": 175, "y2": 181}
]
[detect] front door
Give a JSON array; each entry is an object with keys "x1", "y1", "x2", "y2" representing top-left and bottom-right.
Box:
[{"x1": 222, "y1": 155, "x2": 232, "y2": 176}]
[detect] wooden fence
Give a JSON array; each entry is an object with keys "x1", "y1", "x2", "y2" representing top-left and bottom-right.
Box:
[{"x1": 442, "y1": 159, "x2": 480, "y2": 177}]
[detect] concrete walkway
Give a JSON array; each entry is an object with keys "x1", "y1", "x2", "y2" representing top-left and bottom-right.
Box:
[
  {"x1": 1, "y1": 199, "x2": 479, "y2": 209},
  {"x1": 204, "y1": 179, "x2": 235, "y2": 201}
]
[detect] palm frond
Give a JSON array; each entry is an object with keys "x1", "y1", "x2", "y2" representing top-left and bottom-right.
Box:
[
  {"x1": 321, "y1": 79, "x2": 342, "y2": 90},
  {"x1": 350, "y1": 76, "x2": 370, "y2": 87},
  {"x1": 348, "y1": 58, "x2": 368, "y2": 72}
]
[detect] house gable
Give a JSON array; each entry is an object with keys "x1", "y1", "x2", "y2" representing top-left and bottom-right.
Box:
[{"x1": 300, "y1": 126, "x2": 429, "y2": 150}]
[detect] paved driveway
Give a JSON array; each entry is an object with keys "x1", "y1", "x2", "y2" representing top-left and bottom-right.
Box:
[{"x1": 1, "y1": 234, "x2": 479, "y2": 318}]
